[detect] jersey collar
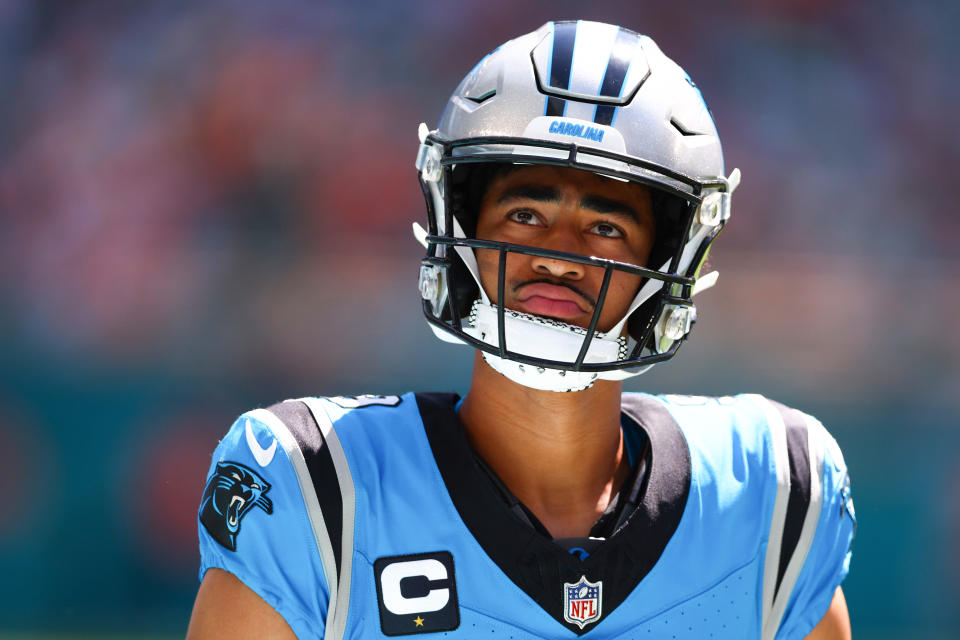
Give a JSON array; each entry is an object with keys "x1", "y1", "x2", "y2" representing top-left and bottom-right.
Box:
[{"x1": 415, "y1": 392, "x2": 691, "y2": 635}]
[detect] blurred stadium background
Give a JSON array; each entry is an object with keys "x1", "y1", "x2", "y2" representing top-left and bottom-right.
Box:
[{"x1": 0, "y1": 0, "x2": 958, "y2": 638}]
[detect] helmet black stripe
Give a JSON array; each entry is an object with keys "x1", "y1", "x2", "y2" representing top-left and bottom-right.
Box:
[
  {"x1": 594, "y1": 28, "x2": 641, "y2": 126},
  {"x1": 544, "y1": 21, "x2": 577, "y2": 117}
]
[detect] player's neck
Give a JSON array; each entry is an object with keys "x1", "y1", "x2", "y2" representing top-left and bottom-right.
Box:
[{"x1": 459, "y1": 353, "x2": 630, "y2": 539}]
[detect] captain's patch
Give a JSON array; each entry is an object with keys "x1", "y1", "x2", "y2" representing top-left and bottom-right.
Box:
[
  {"x1": 199, "y1": 461, "x2": 273, "y2": 551},
  {"x1": 374, "y1": 551, "x2": 460, "y2": 635}
]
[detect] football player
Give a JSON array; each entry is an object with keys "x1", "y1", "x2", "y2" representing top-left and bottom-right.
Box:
[{"x1": 188, "y1": 20, "x2": 854, "y2": 639}]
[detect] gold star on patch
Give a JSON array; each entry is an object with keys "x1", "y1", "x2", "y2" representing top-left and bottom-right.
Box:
[{"x1": 413, "y1": 616, "x2": 424, "y2": 627}]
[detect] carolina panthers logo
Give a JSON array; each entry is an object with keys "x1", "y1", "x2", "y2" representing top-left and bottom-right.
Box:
[{"x1": 199, "y1": 461, "x2": 273, "y2": 551}]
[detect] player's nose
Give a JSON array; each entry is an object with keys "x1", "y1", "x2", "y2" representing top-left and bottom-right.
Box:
[
  {"x1": 530, "y1": 255, "x2": 584, "y2": 280},
  {"x1": 529, "y1": 227, "x2": 586, "y2": 280}
]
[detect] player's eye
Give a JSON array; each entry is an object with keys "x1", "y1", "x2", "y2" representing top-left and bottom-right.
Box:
[
  {"x1": 232, "y1": 473, "x2": 242, "y2": 481},
  {"x1": 507, "y1": 209, "x2": 542, "y2": 226},
  {"x1": 590, "y1": 221, "x2": 624, "y2": 238},
  {"x1": 250, "y1": 483, "x2": 260, "y2": 490}
]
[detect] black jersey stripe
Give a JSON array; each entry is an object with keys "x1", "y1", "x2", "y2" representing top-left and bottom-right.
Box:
[
  {"x1": 545, "y1": 21, "x2": 577, "y2": 117},
  {"x1": 267, "y1": 399, "x2": 344, "y2": 579},
  {"x1": 767, "y1": 400, "x2": 812, "y2": 599},
  {"x1": 593, "y1": 28, "x2": 641, "y2": 126}
]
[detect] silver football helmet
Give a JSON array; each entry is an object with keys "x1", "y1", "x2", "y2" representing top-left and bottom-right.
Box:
[{"x1": 414, "y1": 20, "x2": 740, "y2": 392}]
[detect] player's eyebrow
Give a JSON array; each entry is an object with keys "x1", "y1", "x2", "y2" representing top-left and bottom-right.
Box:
[
  {"x1": 496, "y1": 185, "x2": 562, "y2": 205},
  {"x1": 578, "y1": 195, "x2": 640, "y2": 223}
]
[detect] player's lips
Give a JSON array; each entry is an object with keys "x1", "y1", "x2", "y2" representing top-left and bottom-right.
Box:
[{"x1": 515, "y1": 283, "x2": 592, "y2": 319}]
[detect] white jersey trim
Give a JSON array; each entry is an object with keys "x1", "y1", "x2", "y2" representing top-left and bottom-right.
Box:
[
  {"x1": 766, "y1": 413, "x2": 826, "y2": 639},
  {"x1": 755, "y1": 399, "x2": 827, "y2": 640},
  {"x1": 247, "y1": 407, "x2": 341, "y2": 626},
  {"x1": 754, "y1": 395, "x2": 792, "y2": 640}
]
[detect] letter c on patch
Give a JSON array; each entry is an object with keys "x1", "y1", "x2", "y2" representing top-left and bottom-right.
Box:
[{"x1": 380, "y1": 559, "x2": 450, "y2": 615}]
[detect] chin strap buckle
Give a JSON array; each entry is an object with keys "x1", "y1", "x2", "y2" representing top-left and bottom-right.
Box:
[
  {"x1": 415, "y1": 143, "x2": 442, "y2": 182},
  {"x1": 655, "y1": 304, "x2": 697, "y2": 353},
  {"x1": 418, "y1": 263, "x2": 442, "y2": 302},
  {"x1": 415, "y1": 123, "x2": 443, "y2": 183},
  {"x1": 419, "y1": 262, "x2": 449, "y2": 317},
  {"x1": 699, "y1": 167, "x2": 741, "y2": 226},
  {"x1": 662, "y1": 304, "x2": 696, "y2": 340}
]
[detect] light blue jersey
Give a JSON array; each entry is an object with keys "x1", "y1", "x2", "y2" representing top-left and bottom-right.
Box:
[{"x1": 198, "y1": 392, "x2": 854, "y2": 639}]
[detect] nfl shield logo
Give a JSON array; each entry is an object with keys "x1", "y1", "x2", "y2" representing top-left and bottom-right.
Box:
[{"x1": 563, "y1": 575, "x2": 602, "y2": 629}]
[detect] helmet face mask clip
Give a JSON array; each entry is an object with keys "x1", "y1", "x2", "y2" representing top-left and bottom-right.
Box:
[{"x1": 414, "y1": 20, "x2": 740, "y2": 392}]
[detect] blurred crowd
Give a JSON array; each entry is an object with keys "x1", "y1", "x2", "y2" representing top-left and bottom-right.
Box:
[
  {"x1": 0, "y1": 0, "x2": 957, "y2": 379},
  {"x1": 0, "y1": 0, "x2": 957, "y2": 635}
]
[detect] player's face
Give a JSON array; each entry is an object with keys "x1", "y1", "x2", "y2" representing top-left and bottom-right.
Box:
[{"x1": 474, "y1": 165, "x2": 656, "y2": 333}]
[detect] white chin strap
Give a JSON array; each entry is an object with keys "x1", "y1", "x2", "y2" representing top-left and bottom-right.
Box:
[{"x1": 462, "y1": 299, "x2": 631, "y2": 392}]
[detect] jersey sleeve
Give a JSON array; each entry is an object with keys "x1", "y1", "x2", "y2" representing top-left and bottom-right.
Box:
[
  {"x1": 774, "y1": 414, "x2": 856, "y2": 639},
  {"x1": 197, "y1": 409, "x2": 330, "y2": 639}
]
